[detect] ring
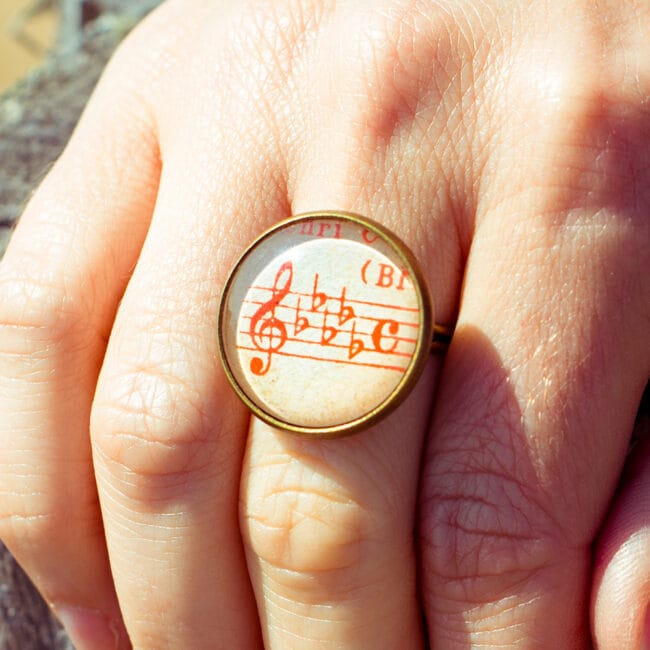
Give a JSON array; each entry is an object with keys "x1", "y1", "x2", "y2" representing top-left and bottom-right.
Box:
[{"x1": 217, "y1": 211, "x2": 453, "y2": 437}]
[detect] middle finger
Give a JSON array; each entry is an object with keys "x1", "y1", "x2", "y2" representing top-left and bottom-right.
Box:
[{"x1": 239, "y1": 2, "x2": 472, "y2": 644}]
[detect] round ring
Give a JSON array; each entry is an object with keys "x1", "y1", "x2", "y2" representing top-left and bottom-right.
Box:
[{"x1": 217, "y1": 211, "x2": 451, "y2": 437}]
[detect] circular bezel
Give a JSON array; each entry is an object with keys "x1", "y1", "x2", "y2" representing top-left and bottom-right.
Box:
[{"x1": 217, "y1": 211, "x2": 433, "y2": 437}]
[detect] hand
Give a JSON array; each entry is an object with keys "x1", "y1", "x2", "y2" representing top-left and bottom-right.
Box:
[{"x1": 0, "y1": 1, "x2": 648, "y2": 648}]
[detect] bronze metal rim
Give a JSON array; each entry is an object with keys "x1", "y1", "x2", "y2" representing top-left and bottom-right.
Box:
[{"x1": 217, "y1": 210, "x2": 448, "y2": 437}]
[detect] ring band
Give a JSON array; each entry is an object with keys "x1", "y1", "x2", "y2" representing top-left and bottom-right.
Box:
[
  {"x1": 217, "y1": 211, "x2": 453, "y2": 437},
  {"x1": 432, "y1": 323, "x2": 454, "y2": 352}
]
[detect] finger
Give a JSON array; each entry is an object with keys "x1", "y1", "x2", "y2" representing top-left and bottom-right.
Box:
[
  {"x1": 0, "y1": 31, "x2": 160, "y2": 650},
  {"x1": 239, "y1": 4, "x2": 468, "y2": 645},
  {"x1": 592, "y1": 398, "x2": 650, "y2": 650},
  {"x1": 87, "y1": 16, "x2": 303, "y2": 639},
  {"x1": 241, "y1": 364, "x2": 437, "y2": 649},
  {"x1": 90, "y1": 168, "x2": 277, "y2": 648},
  {"x1": 418, "y1": 31, "x2": 650, "y2": 648}
]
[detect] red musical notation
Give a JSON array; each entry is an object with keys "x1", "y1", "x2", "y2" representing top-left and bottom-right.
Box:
[
  {"x1": 248, "y1": 262, "x2": 292, "y2": 375},
  {"x1": 240, "y1": 259, "x2": 419, "y2": 376}
]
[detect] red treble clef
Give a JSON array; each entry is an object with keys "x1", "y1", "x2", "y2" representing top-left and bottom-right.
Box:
[{"x1": 249, "y1": 261, "x2": 293, "y2": 375}]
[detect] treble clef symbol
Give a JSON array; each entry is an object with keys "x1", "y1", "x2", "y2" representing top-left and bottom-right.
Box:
[{"x1": 249, "y1": 261, "x2": 293, "y2": 375}]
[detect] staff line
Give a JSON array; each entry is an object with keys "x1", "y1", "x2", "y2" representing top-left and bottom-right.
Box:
[
  {"x1": 249, "y1": 284, "x2": 420, "y2": 313},
  {"x1": 242, "y1": 299, "x2": 420, "y2": 330},
  {"x1": 240, "y1": 318, "x2": 418, "y2": 343},
  {"x1": 235, "y1": 345, "x2": 408, "y2": 372},
  {"x1": 238, "y1": 330, "x2": 415, "y2": 358}
]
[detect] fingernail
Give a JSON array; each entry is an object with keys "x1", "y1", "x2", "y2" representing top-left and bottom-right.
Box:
[{"x1": 55, "y1": 605, "x2": 127, "y2": 650}]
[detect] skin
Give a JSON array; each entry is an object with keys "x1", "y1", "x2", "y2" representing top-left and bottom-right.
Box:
[{"x1": 0, "y1": 0, "x2": 648, "y2": 648}]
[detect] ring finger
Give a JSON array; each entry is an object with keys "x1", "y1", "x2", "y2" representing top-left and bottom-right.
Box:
[{"x1": 238, "y1": 13, "x2": 468, "y2": 643}]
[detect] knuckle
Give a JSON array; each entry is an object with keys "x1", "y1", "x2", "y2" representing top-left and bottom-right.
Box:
[
  {"x1": 351, "y1": 5, "x2": 463, "y2": 130},
  {"x1": 498, "y1": 13, "x2": 650, "y2": 230},
  {"x1": 0, "y1": 497, "x2": 61, "y2": 556},
  {"x1": 242, "y1": 460, "x2": 373, "y2": 577},
  {"x1": 92, "y1": 361, "x2": 217, "y2": 488},
  {"x1": 419, "y1": 460, "x2": 566, "y2": 604},
  {"x1": 0, "y1": 272, "x2": 81, "y2": 356},
  {"x1": 419, "y1": 375, "x2": 566, "y2": 598},
  {"x1": 205, "y1": 0, "x2": 326, "y2": 129},
  {"x1": 98, "y1": 1, "x2": 185, "y2": 92},
  {"x1": 229, "y1": 1, "x2": 310, "y2": 72}
]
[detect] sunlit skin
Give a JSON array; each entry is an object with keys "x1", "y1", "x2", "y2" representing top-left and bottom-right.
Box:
[{"x1": 0, "y1": 1, "x2": 648, "y2": 648}]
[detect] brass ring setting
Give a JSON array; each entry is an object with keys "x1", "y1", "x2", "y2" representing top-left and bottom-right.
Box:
[{"x1": 217, "y1": 211, "x2": 453, "y2": 437}]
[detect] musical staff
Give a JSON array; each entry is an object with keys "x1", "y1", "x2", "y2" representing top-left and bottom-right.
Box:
[{"x1": 238, "y1": 259, "x2": 420, "y2": 376}]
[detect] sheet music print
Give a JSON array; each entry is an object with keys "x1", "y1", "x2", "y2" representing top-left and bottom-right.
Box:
[{"x1": 237, "y1": 254, "x2": 420, "y2": 378}]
